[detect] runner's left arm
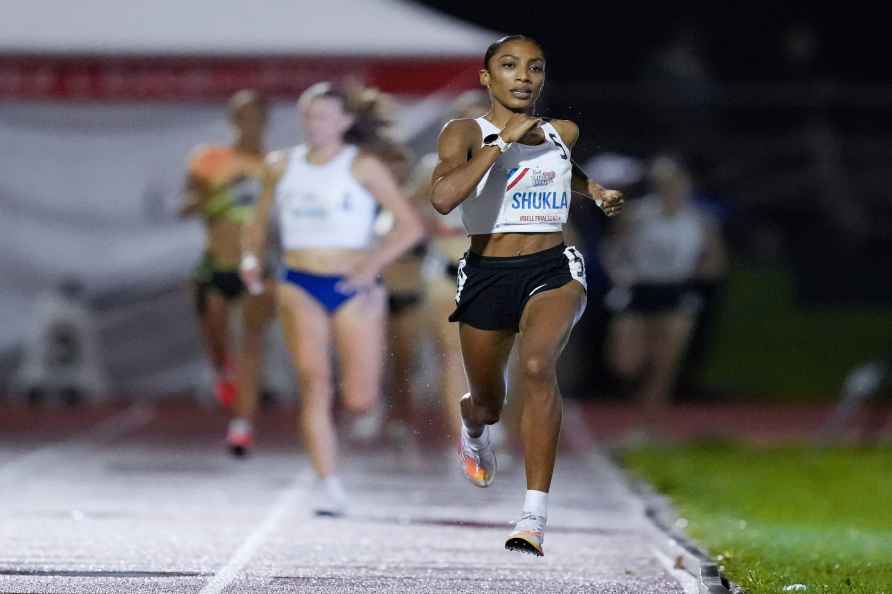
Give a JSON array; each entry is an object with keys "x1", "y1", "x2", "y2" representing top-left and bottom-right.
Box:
[
  {"x1": 341, "y1": 153, "x2": 426, "y2": 290},
  {"x1": 550, "y1": 119, "x2": 625, "y2": 218}
]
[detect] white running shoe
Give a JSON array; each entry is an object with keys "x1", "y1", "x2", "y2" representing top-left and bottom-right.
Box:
[
  {"x1": 457, "y1": 394, "x2": 497, "y2": 488},
  {"x1": 313, "y1": 476, "x2": 349, "y2": 517},
  {"x1": 505, "y1": 512, "x2": 546, "y2": 556},
  {"x1": 348, "y1": 403, "x2": 384, "y2": 444},
  {"x1": 226, "y1": 418, "x2": 253, "y2": 458}
]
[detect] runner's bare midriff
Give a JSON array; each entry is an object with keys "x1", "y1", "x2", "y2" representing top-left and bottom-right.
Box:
[
  {"x1": 205, "y1": 219, "x2": 243, "y2": 267},
  {"x1": 284, "y1": 249, "x2": 368, "y2": 275},
  {"x1": 469, "y1": 232, "x2": 564, "y2": 258}
]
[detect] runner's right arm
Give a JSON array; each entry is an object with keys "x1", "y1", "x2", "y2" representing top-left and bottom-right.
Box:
[{"x1": 430, "y1": 115, "x2": 541, "y2": 215}]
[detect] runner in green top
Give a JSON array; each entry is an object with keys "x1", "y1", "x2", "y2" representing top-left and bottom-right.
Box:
[{"x1": 180, "y1": 90, "x2": 275, "y2": 456}]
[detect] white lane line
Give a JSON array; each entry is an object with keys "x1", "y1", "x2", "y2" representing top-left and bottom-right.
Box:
[
  {"x1": 652, "y1": 546, "x2": 700, "y2": 594},
  {"x1": 0, "y1": 403, "x2": 155, "y2": 482},
  {"x1": 199, "y1": 467, "x2": 312, "y2": 594}
]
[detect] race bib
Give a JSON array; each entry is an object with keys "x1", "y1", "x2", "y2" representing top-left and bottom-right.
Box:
[{"x1": 500, "y1": 165, "x2": 570, "y2": 225}]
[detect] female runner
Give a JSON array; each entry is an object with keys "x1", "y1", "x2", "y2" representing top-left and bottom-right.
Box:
[
  {"x1": 603, "y1": 155, "x2": 726, "y2": 440},
  {"x1": 430, "y1": 36, "x2": 623, "y2": 555},
  {"x1": 180, "y1": 89, "x2": 275, "y2": 456},
  {"x1": 242, "y1": 82, "x2": 425, "y2": 515}
]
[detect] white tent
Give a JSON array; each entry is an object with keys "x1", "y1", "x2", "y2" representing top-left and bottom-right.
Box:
[
  {"x1": 0, "y1": 0, "x2": 499, "y2": 100},
  {"x1": 0, "y1": 0, "x2": 497, "y2": 56}
]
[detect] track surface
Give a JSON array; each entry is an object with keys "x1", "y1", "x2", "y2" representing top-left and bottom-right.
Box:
[{"x1": 0, "y1": 402, "x2": 686, "y2": 593}]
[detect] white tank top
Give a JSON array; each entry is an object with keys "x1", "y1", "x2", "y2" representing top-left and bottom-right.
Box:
[
  {"x1": 276, "y1": 144, "x2": 378, "y2": 251},
  {"x1": 626, "y1": 195, "x2": 707, "y2": 283},
  {"x1": 461, "y1": 117, "x2": 573, "y2": 235}
]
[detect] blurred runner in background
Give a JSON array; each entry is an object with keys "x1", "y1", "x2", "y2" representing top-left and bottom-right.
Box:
[
  {"x1": 241, "y1": 82, "x2": 424, "y2": 516},
  {"x1": 179, "y1": 90, "x2": 276, "y2": 456},
  {"x1": 603, "y1": 155, "x2": 727, "y2": 441}
]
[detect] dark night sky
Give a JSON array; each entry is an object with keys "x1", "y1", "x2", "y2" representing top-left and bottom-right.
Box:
[{"x1": 413, "y1": 2, "x2": 886, "y2": 84}]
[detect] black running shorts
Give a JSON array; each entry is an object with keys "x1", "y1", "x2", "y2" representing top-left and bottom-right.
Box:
[
  {"x1": 448, "y1": 243, "x2": 587, "y2": 332},
  {"x1": 605, "y1": 282, "x2": 702, "y2": 316},
  {"x1": 192, "y1": 253, "x2": 246, "y2": 314}
]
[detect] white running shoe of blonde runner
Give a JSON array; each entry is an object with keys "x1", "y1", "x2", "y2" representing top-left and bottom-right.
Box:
[
  {"x1": 347, "y1": 401, "x2": 384, "y2": 444},
  {"x1": 312, "y1": 476, "x2": 349, "y2": 517},
  {"x1": 505, "y1": 512, "x2": 546, "y2": 556},
  {"x1": 457, "y1": 394, "x2": 498, "y2": 487}
]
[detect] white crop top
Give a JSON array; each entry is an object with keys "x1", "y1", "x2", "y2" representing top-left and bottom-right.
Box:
[
  {"x1": 625, "y1": 195, "x2": 707, "y2": 283},
  {"x1": 460, "y1": 117, "x2": 573, "y2": 235},
  {"x1": 275, "y1": 144, "x2": 378, "y2": 251}
]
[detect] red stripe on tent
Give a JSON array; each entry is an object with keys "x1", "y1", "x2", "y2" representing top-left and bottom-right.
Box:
[
  {"x1": 0, "y1": 56, "x2": 481, "y2": 100},
  {"x1": 506, "y1": 168, "x2": 529, "y2": 191}
]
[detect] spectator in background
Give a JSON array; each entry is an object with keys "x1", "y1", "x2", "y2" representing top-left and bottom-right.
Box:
[
  {"x1": 12, "y1": 278, "x2": 109, "y2": 405},
  {"x1": 602, "y1": 155, "x2": 727, "y2": 440}
]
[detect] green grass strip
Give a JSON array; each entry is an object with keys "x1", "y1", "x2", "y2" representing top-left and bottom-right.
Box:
[{"x1": 624, "y1": 443, "x2": 892, "y2": 593}]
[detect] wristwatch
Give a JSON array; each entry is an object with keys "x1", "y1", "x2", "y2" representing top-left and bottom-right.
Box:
[{"x1": 482, "y1": 133, "x2": 511, "y2": 153}]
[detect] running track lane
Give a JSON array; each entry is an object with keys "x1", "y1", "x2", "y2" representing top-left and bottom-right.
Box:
[{"x1": 0, "y1": 401, "x2": 690, "y2": 593}]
